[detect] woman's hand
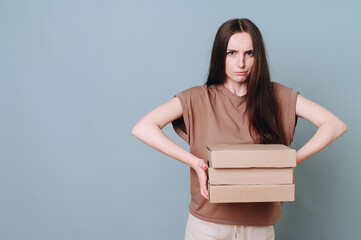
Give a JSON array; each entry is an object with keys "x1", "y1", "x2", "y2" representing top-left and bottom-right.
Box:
[
  {"x1": 295, "y1": 94, "x2": 348, "y2": 165},
  {"x1": 191, "y1": 159, "x2": 209, "y2": 200}
]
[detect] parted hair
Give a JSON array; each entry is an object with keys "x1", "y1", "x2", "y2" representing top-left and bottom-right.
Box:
[{"x1": 205, "y1": 18, "x2": 286, "y2": 145}]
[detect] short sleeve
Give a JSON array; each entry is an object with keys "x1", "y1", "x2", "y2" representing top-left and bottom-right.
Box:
[
  {"x1": 171, "y1": 86, "x2": 204, "y2": 145},
  {"x1": 273, "y1": 82, "x2": 299, "y2": 145}
]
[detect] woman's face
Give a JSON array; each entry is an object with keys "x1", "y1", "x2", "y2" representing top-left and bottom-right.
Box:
[{"x1": 225, "y1": 32, "x2": 254, "y2": 84}]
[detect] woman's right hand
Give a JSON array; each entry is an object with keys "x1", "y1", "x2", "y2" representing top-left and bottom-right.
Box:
[{"x1": 191, "y1": 159, "x2": 209, "y2": 200}]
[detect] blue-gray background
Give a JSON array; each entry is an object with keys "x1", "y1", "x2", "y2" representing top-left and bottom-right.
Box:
[{"x1": 1, "y1": 0, "x2": 360, "y2": 239}]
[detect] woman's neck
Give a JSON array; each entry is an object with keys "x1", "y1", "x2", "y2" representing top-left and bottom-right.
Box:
[{"x1": 223, "y1": 81, "x2": 247, "y2": 97}]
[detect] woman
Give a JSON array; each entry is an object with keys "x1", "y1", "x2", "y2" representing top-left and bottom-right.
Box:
[{"x1": 131, "y1": 18, "x2": 347, "y2": 240}]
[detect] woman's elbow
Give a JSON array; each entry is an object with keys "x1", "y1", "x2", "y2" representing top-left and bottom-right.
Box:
[
  {"x1": 131, "y1": 121, "x2": 160, "y2": 140},
  {"x1": 333, "y1": 119, "x2": 348, "y2": 138},
  {"x1": 338, "y1": 120, "x2": 348, "y2": 135},
  {"x1": 131, "y1": 123, "x2": 143, "y2": 138}
]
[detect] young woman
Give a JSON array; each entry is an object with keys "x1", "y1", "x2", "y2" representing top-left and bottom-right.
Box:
[{"x1": 132, "y1": 18, "x2": 347, "y2": 240}]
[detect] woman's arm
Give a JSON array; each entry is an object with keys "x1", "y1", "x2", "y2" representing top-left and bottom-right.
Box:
[
  {"x1": 131, "y1": 97, "x2": 209, "y2": 199},
  {"x1": 295, "y1": 94, "x2": 348, "y2": 165}
]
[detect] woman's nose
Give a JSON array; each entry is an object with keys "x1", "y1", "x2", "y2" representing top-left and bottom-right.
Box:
[{"x1": 237, "y1": 56, "x2": 245, "y2": 68}]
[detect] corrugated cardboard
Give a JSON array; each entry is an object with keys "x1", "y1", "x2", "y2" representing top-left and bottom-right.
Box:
[
  {"x1": 206, "y1": 144, "x2": 296, "y2": 168},
  {"x1": 208, "y1": 182, "x2": 295, "y2": 203},
  {"x1": 206, "y1": 144, "x2": 296, "y2": 203},
  {"x1": 208, "y1": 167, "x2": 294, "y2": 185}
]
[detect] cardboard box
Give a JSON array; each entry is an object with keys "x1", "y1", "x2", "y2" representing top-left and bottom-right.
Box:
[
  {"x1": 206, "y1": 144, "x2": 296, "y2": 203},
  {"x1": 208, "y1": 182, "x2": 295, "y2": 203},
  {"x1": 208, "y1": 167, "x2": 294, "y2": 185},
  {"x1": 206, "y1": 144, "x2": 296, "y2": 168}
]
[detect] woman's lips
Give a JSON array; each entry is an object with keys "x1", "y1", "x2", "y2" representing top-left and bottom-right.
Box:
[{"x1": 235, "y1": 71, "x2": 247, "y2": 75}]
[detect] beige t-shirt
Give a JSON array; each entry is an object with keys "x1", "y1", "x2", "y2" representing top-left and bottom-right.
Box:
[{"x1": 171, "y1": 82, "x2": 299, "y2": 226}]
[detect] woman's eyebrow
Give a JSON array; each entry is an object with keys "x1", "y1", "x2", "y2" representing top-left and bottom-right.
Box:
[{"x1": 227, "y1": 49, "x2": 253, "y2": 52}]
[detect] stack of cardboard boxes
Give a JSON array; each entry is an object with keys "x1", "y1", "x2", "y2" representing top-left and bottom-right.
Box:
[{"x1": 206, "y1": 144, "x2": 296, "y2": 203}]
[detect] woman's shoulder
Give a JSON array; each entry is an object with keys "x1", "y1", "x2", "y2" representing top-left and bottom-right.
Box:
[
  {"x1": 273, "y1": 81, "x2": 291, "y2": 90},
  {"x1": 175, "y1": 84, "x2": 208, "y2": 97},
  {"x1": 272, "y1": 81, "x2": 298, "y2": 96}
]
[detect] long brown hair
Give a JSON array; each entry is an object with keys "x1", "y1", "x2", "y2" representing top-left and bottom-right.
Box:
[{"x1": 205, "y1": 18, "x2": 286, "y2": 144}]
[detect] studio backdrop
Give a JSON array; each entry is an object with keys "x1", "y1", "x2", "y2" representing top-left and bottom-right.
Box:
[{"x1": 1, "y1": 0, "x2": 360, "y2": 240}]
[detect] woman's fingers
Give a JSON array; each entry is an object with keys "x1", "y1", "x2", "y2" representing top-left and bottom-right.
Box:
[
  {"x1": 200, "y1": 180, "x2": 208, "y2": 199},
  {"x1": 199, "y1": 170, "x2": 209, "y2": 200},
  {"x1": 200, "y1": 186, "x2": 205, "y2": 198},
  {"x1": 195, "y1": 159, "x2": 209, "y2": 200},
  {"x1": 198, "y1": 159, "x2": 207, "y2": 169},
  {"x1": 202, "y1": 174, "x2": 209, "y2": 199}
]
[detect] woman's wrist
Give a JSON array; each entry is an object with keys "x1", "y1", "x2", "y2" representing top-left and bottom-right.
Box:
[
  {"x1": 189, "y1": 157, "x2": 200, "y2": 170},
  {"x1": 190, "y1": 157, "x2": 208, "y2": 171}
]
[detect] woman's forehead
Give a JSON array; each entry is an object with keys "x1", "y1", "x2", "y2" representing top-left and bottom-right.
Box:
[{"x1": 227, "y1": 32, "x2": 253, "y2": 50}]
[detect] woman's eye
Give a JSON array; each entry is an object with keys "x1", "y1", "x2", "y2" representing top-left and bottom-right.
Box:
[
  {"x1": 247, "y1": 51, "x2": 254, "y2": 56},
  {"x1": 227, "y1": 51, "x2": 235, "y2": 56}
]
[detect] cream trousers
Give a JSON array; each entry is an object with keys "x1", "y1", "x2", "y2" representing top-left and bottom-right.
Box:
[{"x1": 184, "y1": 212, "x2": 275, "y2": 240}]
